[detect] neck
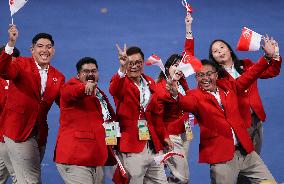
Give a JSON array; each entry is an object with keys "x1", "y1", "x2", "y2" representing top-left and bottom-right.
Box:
[
  {"x1": 221, "y1": 58, "x2": 234, "y2": 68},
  {"x1": 131, "y1": 76, "x2": 141, "y2": 85},
  {"x1": 36, "y1": 61, "x2": 49, "y2": 69}
]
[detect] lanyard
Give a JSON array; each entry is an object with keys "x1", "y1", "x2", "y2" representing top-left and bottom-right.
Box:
[{"x1": 96, "y1": 90, "x2": 112, "y2": 121}]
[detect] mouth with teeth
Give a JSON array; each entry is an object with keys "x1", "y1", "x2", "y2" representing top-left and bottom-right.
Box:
[
  {"x1": 39, "y1": 53, "x2": 49, "y2": 61},
  {"x1": 200, "y1": 79, "x2": 213, "y2": 91}
]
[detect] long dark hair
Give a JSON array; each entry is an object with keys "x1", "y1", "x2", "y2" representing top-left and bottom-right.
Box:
[
  {"x1": 157, "y1": 54, "x2": 182, "y2": 82},
  {"x1": 209, "y1": 39, "x2": 244, "y2": 78}
]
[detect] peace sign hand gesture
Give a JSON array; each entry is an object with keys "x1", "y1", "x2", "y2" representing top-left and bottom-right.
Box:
[{"x1": 116, "y1": 44, "x2": 128, "y2": 73}]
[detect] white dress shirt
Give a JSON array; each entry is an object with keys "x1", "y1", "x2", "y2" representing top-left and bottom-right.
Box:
[{"x1": 209, "y1": 89, "x2": 239, "y2": 145}]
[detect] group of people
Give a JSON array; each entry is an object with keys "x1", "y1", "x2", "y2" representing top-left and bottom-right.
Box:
[{"x1": 0, "y1": 12, "x2": 282, "y2": 184}]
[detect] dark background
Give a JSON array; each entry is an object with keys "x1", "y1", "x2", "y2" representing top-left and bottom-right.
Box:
[{"x1": 0, "y1": 0, "x2": 283, "y2": 183}]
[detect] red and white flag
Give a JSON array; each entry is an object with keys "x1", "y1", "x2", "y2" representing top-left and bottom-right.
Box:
[
  {"x1": 154, "y1": 151, "x2": 184, "y2": 165},
  {"x1": 9, "y1": 0, "x2": 28, "y2": 16},
  {"x1": 178, "y1": 50, "x2": 202, "y2": 77},
  {"x1": 112, "y1": 154, "x2": 128, "y2": 184},
  {"x1": 237, "y1": 27, "x2": 262, "y2": 51},
  {"x1": 145, "y1": 54, "x2": 165, "y2": 74},
  {"x1": 181, "y1": 0, "x2": 193, "y2": 13}
]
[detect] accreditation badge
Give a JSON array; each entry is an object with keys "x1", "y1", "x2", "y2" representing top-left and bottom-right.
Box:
[
  {"x1": 184, "y1": 120, "x2": 193, "y2": 141},
  {"x1": 103, "y1": 122, "x2": 117, "y2": 145},
  {"x1": 138, "y1": 119, "x2": 150, "y2": 140}
]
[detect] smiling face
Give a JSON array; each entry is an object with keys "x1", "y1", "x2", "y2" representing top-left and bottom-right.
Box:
[
  {"x1": 168, "y1": 60, "x2": 183, "y2": 81},
  {"x1": 211, "y1": 41, "x2": 233, "y2": 66},
  {"x1": 78, "y1": 63, "x2": 99, "y2": 84},
  {"x1": 196, "y1": 64, "x2": 218, "y2": 92},
  {"x1": 31, "y1": 38, "x2": 55, "y2": 68},
  {"x1": 126, "y1": 53, "x2": 144, "y2": 80}
]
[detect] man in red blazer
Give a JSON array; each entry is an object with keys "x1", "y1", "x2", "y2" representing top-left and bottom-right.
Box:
[
  {"x1": 54, "y1": 57, "x2": 116, "y2": 184},
  {"x1": 0, "y1": 25, "x2": 65, "y2": 184},
  {"x1": 166, "y1": 39, "x2": 276, "y2": 183},
  {"x1": 109, "y1": 45, "x2": 173, "y2": 183},
  {"x1": 0, "y1": 46, "x2": 20, "y2": 184}
]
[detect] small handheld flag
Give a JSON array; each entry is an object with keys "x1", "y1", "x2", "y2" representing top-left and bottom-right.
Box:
[
  {"x1": 237, "y1": 27, "x2": 262, "y2": 51},
  {"x1": 154, "y1": 151, "x2": 184, "y2": 165},
  {"x1": 178, "y1": 50, "x2": 202, "y2": 77},
  {"x1": 145, "y1": 54, "x2": 166, "y2": 77},
  {"x1": 182, "y1": 0, "x2": 193, "y2": 14},
  {"x1": 9, "y1": 0, "x2": 28, "y2": 24}
]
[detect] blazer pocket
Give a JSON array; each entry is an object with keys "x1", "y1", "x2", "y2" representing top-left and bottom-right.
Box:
[{"x1": 74, "y1": 131, "x2": 96, "y2": 140}]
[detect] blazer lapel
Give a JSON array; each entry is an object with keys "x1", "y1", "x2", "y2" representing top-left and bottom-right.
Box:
[
  {"x1": 201, "y1": 88, "x2": 224, "y2": 113},
  {"x1": 42, "y1": 66, "x2": 54, "y2": 100},
  {"x1": 30, "y1": 59, "x2": 41, "y2": 99}
]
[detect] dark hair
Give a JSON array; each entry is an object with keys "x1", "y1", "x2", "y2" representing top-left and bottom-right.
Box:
[
  {"x1": 32, "y1": 33, "x2": 54, "y2": 46},
  {"x1": 200, "y1": 59, "x2": 219, "y2": 71},
  {"x1": 76, "y1": 57, "x2": 98, "y2": 73},
  {"x1": 126, "y1": 46, "x2": 144, "y2": 60},
  {"x1": 157, "y1": 54, "x2": 182, "y2": 82},
  {"x1": 209, "y1": 39, "x2": 244, "y2": 78},
  {"x1": 0, "y1": 45, "x2": 20, "y2": 58}
]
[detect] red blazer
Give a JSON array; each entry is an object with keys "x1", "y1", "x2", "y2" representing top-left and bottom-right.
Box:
[
  {"x1": 109, "y1": 73, "x2": 167, "y2": 153},
  {"x1": 171, "y1": 56, "x2": 271, "y2": 164},
  {"x1": 0, "y1": 51, "x2": 65, "y2": 147},
  {"x1": 156, "y1": 78, "x2": 190, "y2": 135},
  {"x1": 54, "y1": 78, "x2": 116, "y2": 166},
  {"x1": 226, "y1": 58, "x2": 282, "y2": 127},
  {"x1": 184, "y1": 39, "x2": 282, "y2": 127},
  {"x1": 0, "y1": 79, "x2": 8, "y2": 142}
]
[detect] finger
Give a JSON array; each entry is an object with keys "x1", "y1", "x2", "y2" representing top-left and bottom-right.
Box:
[
  {"x1": 116, "y1": 44, "x2": 122, "y2": 53},
  {"x1": 123, "y1": 43, "x2": 127, "y2": 52}
]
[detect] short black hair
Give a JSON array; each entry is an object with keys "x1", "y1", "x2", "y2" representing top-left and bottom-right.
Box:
[
  {"x1": 126, "y1": 46, "x2": 144, "y2": 60},
  {"x1": 32, "y1": 33, "x2": 54, "y2": 46},
  {"x1": 200, "y1": 59, "x2": 218, "y2": 71},
  {"x1": 0, "y1": 45, "x2": 20, "y2": 58},
  {"x1": 76, "y1": 57, "x2": 98, "y2": 73},
  {"x1": 157, "y1": 54, "x2": 182, "y2": 82}
]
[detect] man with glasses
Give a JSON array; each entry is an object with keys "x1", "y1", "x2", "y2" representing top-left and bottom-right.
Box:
[
  {"x1": 109, "y1": 44, "x2": 173, "y2": 184},
  {"x1": 0, "y1": 25, "x2": 65, "y2": 184},
  {"x1": 55, "y1": 57, "x2": 116, "y2": 184},
  {"x1": 165, "y1": 38, "x2": 277, "y2": 183}
]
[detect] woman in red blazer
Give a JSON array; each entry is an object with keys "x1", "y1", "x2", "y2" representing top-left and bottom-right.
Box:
[
  {"x1": 155, "y1": 14, "x2": 194, "y2": 184},
  {"x1": 208, "y1": 38, "x2": 282, "y2": 154}
]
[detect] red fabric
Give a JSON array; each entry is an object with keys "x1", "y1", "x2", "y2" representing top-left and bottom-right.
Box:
[
  {"x1": 0, "y1": 79, "x2": 8, "y2": 142},
  {"x1": 54, "y1": 78, "x2": 116, "y2": 166},
  {"x1": 112, "y1": 166, "x2": 129, "y2": 184},
  {"x1": 156, "y1": 78, "x2": 190, "y2": 135},
  {"x1": 176, "y1": 56, "x2": 270, "y2": 164},
  {"x1": 109, "y1": 73, "x2": 167, "y2": 153},
  {"x1": 224, "y1": 58, "x2": 282, "y2": 127},
  {"x1": 0, "y1": 51, "x2": 65, "y2": 145}
]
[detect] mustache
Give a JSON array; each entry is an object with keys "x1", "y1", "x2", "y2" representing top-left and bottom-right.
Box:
[{"x1": 86, "y1": 75, "x2": 95, "y2": 81}]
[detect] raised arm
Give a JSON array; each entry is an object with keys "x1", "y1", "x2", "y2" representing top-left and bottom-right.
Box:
[
  {"x1": 0, "y1": 25, "x2": 21, "y2": 79},
  {"x1": 184, "y1": 14, "x2": 195, "y2": 55},
  {"x1": 109, "y1": 44, "x2": 129, "y2": 98},
  {"x1": 235, "y1": 35, "x2": 275, "y2": 92}
]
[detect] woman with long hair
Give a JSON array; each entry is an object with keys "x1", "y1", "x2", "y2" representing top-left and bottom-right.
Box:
[
  {"x1": 156, "y1": 14, "x2": 194, "y2": 184},
  {"x1": 208, "y1": 38, "x2": 281, "y2": 154}
]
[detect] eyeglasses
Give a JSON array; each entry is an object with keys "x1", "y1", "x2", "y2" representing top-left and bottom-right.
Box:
[
  {"x1": 80, "y1": 69, "x2": 97, "y2": 74},
  {"x1": 128, "y1": 60, "x2": 143, "y2": 68},
  {"x1": 196, "y1": 71, "x2": 217, "y2": 78}
]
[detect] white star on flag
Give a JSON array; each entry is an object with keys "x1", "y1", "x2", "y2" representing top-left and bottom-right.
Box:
[
  {"x1": 9, "y1": 0, "x2": 28, "y2": 16},
  {"x1": 178, "y1": 50, "x2": 202, "y2": 77}
]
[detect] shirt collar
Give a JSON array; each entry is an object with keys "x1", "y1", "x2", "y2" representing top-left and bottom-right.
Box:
[{"x1": 35, "y1": 61, "x2": 49, "y2": 71}]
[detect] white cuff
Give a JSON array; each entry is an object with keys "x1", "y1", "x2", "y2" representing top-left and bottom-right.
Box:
[
  {"x1": 5, "y1": 44, "x2": 14, "y2": 55},
  {"x1": 118, "y1": 69, "x2": 126, "y2": 78}
]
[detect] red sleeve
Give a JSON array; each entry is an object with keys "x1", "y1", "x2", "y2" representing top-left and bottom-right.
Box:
[
  {"x1": 0, "y1": 50, "x2": 21, "y2": 80},
  {"x1": 235, "y1": 56, "x2": 270, "y2": 93},
  {"x1": 109, "y1": 73, "x2": 126, "y2": 99},
  {"x1": 184, "y1": 38, "x2": 194, "y2": 55},
  {"x1": 61, "y1": 81, "x2": 85, "y2": 104},
  {"x1": 55, "y1": 75, "x2": 65, "y2": 107},
  {"x1": 243, "y1": 57, "x2": 282, "y2": 79}
]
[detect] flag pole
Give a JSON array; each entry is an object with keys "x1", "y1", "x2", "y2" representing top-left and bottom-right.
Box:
[{"x1": 11, "y1": 17, "x2": 14, "y2": 25}]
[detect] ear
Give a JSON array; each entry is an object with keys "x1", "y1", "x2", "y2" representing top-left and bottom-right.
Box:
[
  {"x1": 30, "y1": 45, "x2": 34, "y2": 53},
  {"x1": 76, "y1": 73, "x2": 80, "y2": 79}
]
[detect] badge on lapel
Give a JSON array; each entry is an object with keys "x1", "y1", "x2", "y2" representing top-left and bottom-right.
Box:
[{"x1": 53, "y1": 78, "x2": 58, "y2": 82}]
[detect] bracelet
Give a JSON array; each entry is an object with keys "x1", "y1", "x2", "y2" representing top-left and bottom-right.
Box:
[
  {"x1": 186, "y1": 31, "x2": 192, "y2": 35},
  {"x1": 264, "y1": 54, "x2": 272, "y2": 63}
]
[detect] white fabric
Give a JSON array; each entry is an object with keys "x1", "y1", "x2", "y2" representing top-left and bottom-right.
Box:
[
  {"x1": 34, "y1": 61, "x2": 48, "y2": 95},
  {"x1": 134, "y1": 76, "x2": 151, "y2": 109},
  {"x1": 9, "y1": 0, "x2": 28, "y2": 16},
  {"x1": 223, "y1": 65, "x2": 240, "y2": 79},
  {"x1": 209, "y1": 90, "x2": 239, "y2": 145},
  {"x1": 4, "y1": 44, "x2": 14, "y2": 55},
  {"x1": 117, "y1": 69, "x2": 126, "y2": 78}
]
